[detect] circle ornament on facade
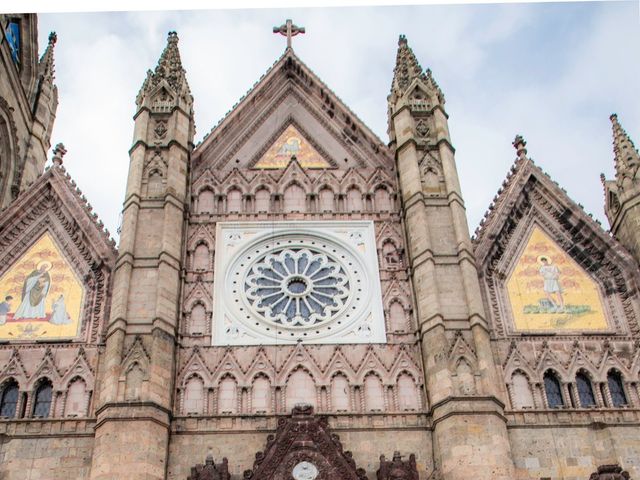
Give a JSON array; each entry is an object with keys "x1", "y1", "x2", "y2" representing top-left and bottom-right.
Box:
[
  {"x1": 245, "y1": 248, "x2": 349, "y2": 328},
  {"x1": 292, "y1": 461, "x2": 319, "y2": 480}
]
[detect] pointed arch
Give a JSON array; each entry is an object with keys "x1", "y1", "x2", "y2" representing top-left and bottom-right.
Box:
[
  {"x1": 197, "y1": 188, "x2": 215, "y2": 214},
  {"x1": 188, "y1": 303, "x2": 207, "y2": 336},
  {"x1": 543, "y1": 370, "x2": 564, "y2": 408},
  {"x1": 330, "y1": 373, "x2": 350, "y2": 412},
  {"x1": 396, "y1": 372, "x2": 419, "y2": 411},
  {"x1": 374, "y1": 185, "x2": 392, "y2": 212},
  {"x1": 286, "y1": 368, "x2": 316, "y2": 412},
  {"x1": 226, "y1": 188, "x2": 243, "y2": 213},
  {"x1": 318, "y1": 186, "x2": 334, "y2": 212},
  {"x1": 283, "y1": 182, "x2": 306, "y2": 213},
  {"x1": 575, "y1": 370, "x2": 596, "y2": 408},
  {"x1": 218, "y1": 375, "x2": 237, "y2": 414},
  {"x1": 363, "y1": 372, "x2": 384, "y2": 412},
  {"x1": 124, "y1": 362, "x2": 144, "y2": 401},
  {"x1": 0, "y1": 378, "x2": 19, "y2": 418},
  {"x1": 183, "y1": 375, "x2": 205, "y2": 415},
  {"x1": 346, "y1": 186, "x2": 363, "y2": 212},
  {"x1": 607, "y1": 369, "x2": 628, "y2": 407},
  {"x1": 251, "y1": 374, "x2": 271, "y2": 414},
  {"x1": 510, "y1": 370, "x2": 535, "y2": 409},
  {"x1": 388, "y1": 300, "x2": 408, "y2": 332},
  {"x1": 65, "y1": 376, "x2": 88, "y2": 417},
  {"x1": 254, "y1": 187, "x2": 271, "y2": 213},
  {"x1": 192, "y1": 242, "x2": 210, "y2": 271},
  {"x1": 32, "y1": 378, "x2": 53, "y2": 418}
]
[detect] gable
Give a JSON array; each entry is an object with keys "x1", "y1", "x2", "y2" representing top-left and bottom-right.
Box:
[
  {"x1": 191, "y1": 51, "x2": 392, "y2": 179},
  {"x1": 505, "y1": 225, "x2": 607, "y2": 332},
  {"x1": 253, "y1": 124, "x2": 332, "y2": 169},
  {"x1": 474, "y1": 157, "x2": 640, "y2": 338},
  {"x1": 0, "y1": 166, "x2": 117, "y2": 344}
]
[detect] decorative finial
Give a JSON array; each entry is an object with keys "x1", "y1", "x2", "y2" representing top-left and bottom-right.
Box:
[
  {"x1": 398, "y1": 34, "x2": 407, "y2": 46},
  {"x1": 167, "y1": 31, "x2": 178, "y2": 44},
  {"x1": 513, "y1": 134, "x2": 528, "y2": 159},
  {"x1": 273, "y1": 19, "x2": 305, "y2": 49},
  {"x1": 48, "y1": 32, "x2": 57, "y2": 46},
  {"x1": 600, "y1": 172, "x2": 606, "y2": 186},
  {"x1": 52, "y1": 143, "x2": 67, "y2": 167}
]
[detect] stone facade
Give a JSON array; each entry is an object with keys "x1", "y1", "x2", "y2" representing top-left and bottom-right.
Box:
[{"x1": 0, "y1": 14, "x2": 639, "y2": 480}]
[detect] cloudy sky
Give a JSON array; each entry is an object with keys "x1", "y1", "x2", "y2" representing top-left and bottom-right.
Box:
[{"x1": 35, "y1": 2, "x2": 639, "y2": 241}]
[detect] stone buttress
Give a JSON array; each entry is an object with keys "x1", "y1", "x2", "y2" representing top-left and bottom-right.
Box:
[
  {"x1": 90, "y1": 32, "x2": 195, "y2": 480},
  {"x1": 386, "y1": 35, "x2": 515, "y2": 479}
]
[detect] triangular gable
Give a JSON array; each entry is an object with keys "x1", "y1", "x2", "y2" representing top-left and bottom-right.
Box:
[
  {"x1": 0, "y1": 166, "x2": 117, "y2": 344},
  {"x1": 474, "y1": 157, "x2": 640, "y2": 338},
  {"x1": 243, "y1": 405, "x2": 367, "y2": 480},
  {"x1": 192, "y1": 50, "x2": 392, "y2": 178},
  {"x1": 253, "y1": 124, "x2": 332, "y2": 169}
]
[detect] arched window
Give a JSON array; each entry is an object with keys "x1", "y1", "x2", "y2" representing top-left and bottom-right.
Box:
[
  {"x1": 198, "y1": 189, "x2": 215, "y2": 214},
  {"x1": 374, "y1": 187, "x2": 391, "y2": 212},
  {"x1": 193, "y1": 243, "x2": 209, "y2": 271},
  {"x1": 0, "y1": 380, "x2": 19, "y2": 418},
  {"x1": 286, "y1": 370, "x2": 315, "y2": 412},
  {"x1": 331, "y1": 374, "x2": 350, "y2": 412},
  {"x1": 189, "y1": 304, "x2": 207, "y2": 336},
  {"x1": 183, "y1": 376, "x2": 205, "y2": 414},
  {"x1": 125, "y1": 363, "x2": 144, "y2": 400},
  {"x1": 397, "y1": 374, "x2": 419, "y2": 411},
  {"x1": 319, "y1": 188, "x2": 334, "y2": 211},
  {"x1": 32, "y1": 380, "x2": 53, "y2": 418},
  {"x1": 364, "y1": 374, "x2": 384, "y2": 411},
  {"x1": 227, "y1": 189, "x2": 242, "y2": 213},
  {"x1": 147, "y1": 171, "x2": 164, "y2": 197},
  {"x1": 346, "y1": 187, "x2": 363, "y2": 212},
  {"x1": 65, "y1": 378, "x2": 87, "y2": 417},
  {"x1": 389, "y1": 301, "x2": 407, "y2": 332},
  {"x1": 255, "y1": 189, "x2": 270, "y2": 213},
  {"x1": 607, "y1": 370, "x2": 628, "y2": 407},
  {"x1": 511, "y1": 372, "x2": 534, "y2": 409},
  {"x1": 543, "y1": 371, "x2": 564, "y2": 408},
  {"x1": 218, "y1": 377, "x2": 237, "y2": 414},
  {"x1": 576, "y1": 372, "x2": 596, "y2": 407},
  {"x1": 252, "y1": 376, "x2": 271, "y2": 413},
  {"x1": 283, "y1": 184, "x2": 305, "y2": 213}
]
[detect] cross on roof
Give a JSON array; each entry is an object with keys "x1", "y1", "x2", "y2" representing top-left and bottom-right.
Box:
[{"x1": 273, "y1": 19, "x2": 305, "y2": 49}]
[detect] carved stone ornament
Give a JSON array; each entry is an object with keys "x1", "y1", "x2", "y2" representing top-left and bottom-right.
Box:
[
  {"x1": 154, "y1": 120, "x2": 168, "y2": 139},
  {"x1": 589, "y1": 464, "x2": 632, "y2": 480},
  {"x1": 415, "y1": 120, "x2": 429, "y2": 138},
  {"x1": 187, "y1": 454, "x2": 231, "y2": 480},
  {"x1": 376, "y1": 451, "x2": 419, "y2": 480},
  {"x1": 242, "y1": 405, "x2": 367, "y2": 480}
]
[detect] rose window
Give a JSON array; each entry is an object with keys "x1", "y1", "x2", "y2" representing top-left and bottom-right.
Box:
[{"x1": 244, "y1": 248, "x2": 349, "y2": 327}]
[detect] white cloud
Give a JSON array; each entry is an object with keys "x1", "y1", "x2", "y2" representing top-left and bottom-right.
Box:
[{"x1": 36, "y1": 3, "x2": 639, "y2": 242}]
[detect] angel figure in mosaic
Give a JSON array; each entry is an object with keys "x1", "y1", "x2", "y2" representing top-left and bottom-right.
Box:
[{"x1": 13, "y1": 261, "x2": 52, "y2": 320}]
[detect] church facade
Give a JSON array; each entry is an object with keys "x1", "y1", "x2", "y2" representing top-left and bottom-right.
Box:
[{"x1": 1, "y1": 13, "x2": 639, "y2": 480}]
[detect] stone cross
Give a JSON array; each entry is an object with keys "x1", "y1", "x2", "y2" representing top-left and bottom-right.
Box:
[{"x1": 273, "y1": 19, "x2": 305, "y2": 49}]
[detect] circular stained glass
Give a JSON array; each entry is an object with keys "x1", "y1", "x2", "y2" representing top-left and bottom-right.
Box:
[{"x1": 244, "y1": 248, "x2": 350, "y2": 328}]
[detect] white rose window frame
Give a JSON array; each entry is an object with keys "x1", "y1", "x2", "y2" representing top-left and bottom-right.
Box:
[{"x1": 213, "y1": 221, "x2": 386, "y2": 345}]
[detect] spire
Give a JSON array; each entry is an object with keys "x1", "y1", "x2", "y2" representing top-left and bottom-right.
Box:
[
  {"x1": 38, "y1": 32, "x2": 57, "y2": 82},
  {"x1": 610, "y1": 113, "x2": 639, "y2": 188},
  {"x1": 136, "y1": 31, "x2": 192, "y2": 108},
  {"x1": 390, "y1": 35, "x2": 444, "y2": 104}
]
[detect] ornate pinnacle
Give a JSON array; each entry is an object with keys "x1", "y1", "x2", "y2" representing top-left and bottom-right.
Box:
[
  {"x1": 610, "y1": 113, "x2": 639, "y2": 188},
  {"x1": 512, "y1": 134, "x2": 528, "y2": 160},
  {"x1": 136, "y1": 30, "x2": 192, "y2": 107},
  {"x1": 390, "y1": 34, "x2": 444, "y2": 105},
  {"x1": 39, "y1": 31, "x2": 57, "y2": 81},
  {"x1": 52, "y1": 143, "x2": 67, "y2": 167}
]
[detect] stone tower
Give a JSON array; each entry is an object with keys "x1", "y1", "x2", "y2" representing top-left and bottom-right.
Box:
[
  {"x1": 0, "y1": 13, "x2": 58, "y2": 208},
  {"x1": 386, "y1": 35, "x2": 515, "y2": 479},
  {"x1": 602, "y1": 114, "x2": 640, "y2": 265},
  {"x1": 90, "y1": 32, "x2": 194, "y2": 479}
]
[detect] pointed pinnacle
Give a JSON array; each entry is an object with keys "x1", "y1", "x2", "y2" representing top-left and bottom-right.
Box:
[
  {"x1": 52, "y1": 143, "x2": 67, "y2": 167},
  {"x1": 610, "y1": 113, "x2": 639, "y2": 186},
  {"x1": 391, "y1": 34, "x2": 427, "y2": 94},
  {"x1": 39, "y1": 31, "x2": 57, "y2": 81}
]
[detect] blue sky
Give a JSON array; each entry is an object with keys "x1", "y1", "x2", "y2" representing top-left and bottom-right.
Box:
[{"x1": 37, "y1": 2, "x2": 640, "y2": 240}]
